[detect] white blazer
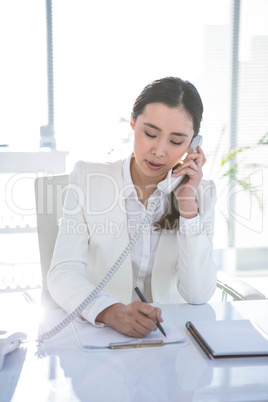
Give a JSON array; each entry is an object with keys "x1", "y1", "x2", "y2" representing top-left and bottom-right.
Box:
[{"x1": 48, "y1": 159, "x2": 217, "y2": 321}]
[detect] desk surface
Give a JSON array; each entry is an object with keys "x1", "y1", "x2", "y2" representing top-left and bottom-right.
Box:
[{"x1": 0, "y1": 291, "x2": 268, "y2": 402}]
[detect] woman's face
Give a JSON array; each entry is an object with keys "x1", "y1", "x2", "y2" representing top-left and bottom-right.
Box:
[{"x1": 131, "y1": 102, "x2": 195, "y2": 185}]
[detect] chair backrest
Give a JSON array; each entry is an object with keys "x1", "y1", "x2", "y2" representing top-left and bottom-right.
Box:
[{"x1": 35, "y1": 174, "x2": 69, "y2": 289}]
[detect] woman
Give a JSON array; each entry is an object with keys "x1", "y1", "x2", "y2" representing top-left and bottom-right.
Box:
[{"x1": 47, "y1": 77, "x2": 217, "y2": 338}]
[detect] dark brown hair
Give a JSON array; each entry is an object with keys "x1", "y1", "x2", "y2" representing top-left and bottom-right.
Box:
[{"x1": 132, "y1": 77, "x2": 203, "y2": 136}]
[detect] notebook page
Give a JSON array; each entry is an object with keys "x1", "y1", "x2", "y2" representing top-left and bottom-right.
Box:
[{"x1": 74, "y1": 313, "x2": 185, "y2": 348}]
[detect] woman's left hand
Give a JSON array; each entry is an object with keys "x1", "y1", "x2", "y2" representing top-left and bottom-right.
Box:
[{"x1": 172, "y1": 146, "x2": 206, "y2": 218}]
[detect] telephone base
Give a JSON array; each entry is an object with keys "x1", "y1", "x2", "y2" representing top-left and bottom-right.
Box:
[{"x1": 0, "y1": 330, "x2": 27, "y2": 370}]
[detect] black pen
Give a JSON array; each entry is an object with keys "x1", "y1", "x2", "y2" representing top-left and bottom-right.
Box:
[{"x1": 134, "y1": 287, "x2": 167, "y2": 337}]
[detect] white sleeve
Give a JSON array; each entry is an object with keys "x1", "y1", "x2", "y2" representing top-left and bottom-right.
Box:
[
  {"x1": 48, "y1": 262, "x2": 119, "y2": 326},
  {"x1": 47, "y1": 161, "x2": 120, "y2": 326},
  {"x1": 179, "y1": 215, "x2": 201, "y2": 237},
  {"x1": 176, "y1": 180, "x2": 217, "y2": 304}
]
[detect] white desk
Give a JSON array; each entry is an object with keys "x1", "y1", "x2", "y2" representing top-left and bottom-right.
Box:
[{"x1": 0, "y1": 292, "x2": 268, "y2": 402}]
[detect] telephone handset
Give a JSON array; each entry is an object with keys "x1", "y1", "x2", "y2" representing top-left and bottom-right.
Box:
[
  {"x1": 157, "y1": 135, "x2": 203, "y2": 195},
  {"x1": 38, "y1": 134, "x2": 203, "y2": 344}
]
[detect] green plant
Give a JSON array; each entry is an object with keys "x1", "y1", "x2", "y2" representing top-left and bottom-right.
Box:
[{"x1": 208, "y1": 129, "x2": 268, "y2": 239}]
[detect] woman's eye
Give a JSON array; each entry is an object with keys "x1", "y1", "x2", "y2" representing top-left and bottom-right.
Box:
[
  {"x1": 171, "y1": 141, "x2": 183, "y2": 146},
  {"x1": 145, "y1": 132, "x2": 156, "y2": 138}
]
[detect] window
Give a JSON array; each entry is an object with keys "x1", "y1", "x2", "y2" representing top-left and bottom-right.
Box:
[{"x1": 1, "y1": 0, "x2": 267, "y2": 290}]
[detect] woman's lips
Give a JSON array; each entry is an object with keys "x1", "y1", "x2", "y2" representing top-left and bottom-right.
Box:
[{"x1": 145, "y1": 160, "x2": 164, "y2": 170}]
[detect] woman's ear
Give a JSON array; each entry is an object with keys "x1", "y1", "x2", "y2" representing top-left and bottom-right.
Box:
[{"x1": 130, "y1": 113, "x2": 135, "y2": 130}]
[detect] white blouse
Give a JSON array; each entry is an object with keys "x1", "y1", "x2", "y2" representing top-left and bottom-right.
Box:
[{"x1": 122, "y1": 154, "x2": 201, "y2": 304}]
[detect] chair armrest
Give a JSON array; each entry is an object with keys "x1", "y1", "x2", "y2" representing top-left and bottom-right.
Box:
[{"x1": 217, "y1": 271, "x2": 267, "y2": 301}]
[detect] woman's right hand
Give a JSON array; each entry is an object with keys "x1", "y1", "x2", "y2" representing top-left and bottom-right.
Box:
[{"x1": 96, "y1": 301, "x2": 163, "y2": 338}]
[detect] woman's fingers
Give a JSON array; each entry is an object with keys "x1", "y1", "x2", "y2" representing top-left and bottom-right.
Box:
[
  {"x1": 172, "y1": 147, "x2": 205, "y2": 175},
  {"x1": 129, "y1": 302, "x2": 160, "y2": 335},
  {"x1": 185, "y1": 146, "x2": 206, "y2": 168},
  {"x1": 97, "y1": 302, "x2": 163, "y2": 338},
  {"x1": 172, "y1": 159, "x2": 199, "y2": 177},
  {"x1": 195, "y1": 145, "x2": 206, "y2": 166}
]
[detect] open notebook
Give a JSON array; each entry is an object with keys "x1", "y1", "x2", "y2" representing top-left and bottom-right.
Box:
[
  {"x1": 186, "y1": 319, "x2": 268, "y2": 359},
  {"x1": 39, "y1": 308, "x2": 187, "y2": 350},
  {"x1": 73, "y1": 312, "x2": 186, "y2": 350}
]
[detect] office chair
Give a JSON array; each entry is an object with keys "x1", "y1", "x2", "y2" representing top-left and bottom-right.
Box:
[
  {"x1": 34, "y1": 174, "x2": 69, "y2": 290},
  {"x1": 216, "y1": 271, "x2": 266, "y2": 301},
  {"x1": 34, "y1": 175, "x2": 267, "y2": 301}
]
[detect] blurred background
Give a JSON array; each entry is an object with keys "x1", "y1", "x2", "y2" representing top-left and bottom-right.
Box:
[{"x1": 0, "y1": 0, "x2": 267, "y2": 295}]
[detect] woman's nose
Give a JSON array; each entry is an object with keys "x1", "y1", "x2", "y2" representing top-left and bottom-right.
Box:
[{"x1": 152, "y1": 141, "x2": 165, "y2": 157}]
